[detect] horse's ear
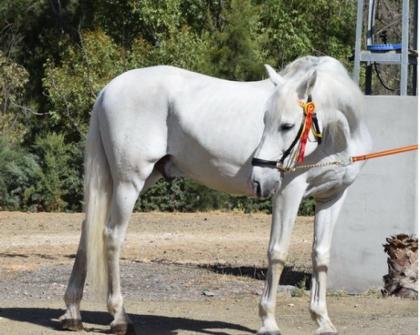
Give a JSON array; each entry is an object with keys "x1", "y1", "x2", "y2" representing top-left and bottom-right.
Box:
[
  {"x1": 264, "y1": 64, "x2": 284, "y2": 86},
  {"x1": 297, "y1": 70, "x2": 317, "y2": 99}
]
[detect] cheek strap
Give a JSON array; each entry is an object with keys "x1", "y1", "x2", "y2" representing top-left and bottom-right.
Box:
[
  {"x1": 251, "y1": 96, "x2": 323, "y2": 170},
  {"x1": 279, "y1": 123, "x2": 304, "y2": 164}
]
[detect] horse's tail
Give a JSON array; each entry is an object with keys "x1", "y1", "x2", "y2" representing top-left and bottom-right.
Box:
[{"x1": 84, "y1": 92, "x2": 112, "y2": 299}]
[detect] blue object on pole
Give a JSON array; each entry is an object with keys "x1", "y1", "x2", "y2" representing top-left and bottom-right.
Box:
[{"x1": 367, "y1": 44, "x2": 402, "y2": 52}]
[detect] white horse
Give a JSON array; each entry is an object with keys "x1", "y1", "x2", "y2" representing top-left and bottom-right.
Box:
[{"x1": 60, "y1": 56, "x2": 371, "y2": 335}]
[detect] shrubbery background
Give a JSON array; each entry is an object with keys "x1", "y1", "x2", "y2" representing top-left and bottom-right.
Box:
[{"x1": 0, "y1": 0, "x2": 356, "y2": 214}]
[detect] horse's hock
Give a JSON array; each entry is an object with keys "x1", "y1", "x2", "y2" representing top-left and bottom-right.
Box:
[{"x1": 329, "y1": 96, "x2": 417, "y2": 293}]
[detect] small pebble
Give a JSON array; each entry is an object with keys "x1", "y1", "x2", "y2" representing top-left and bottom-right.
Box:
[
  {"x1": 202, "y1": 290, "x2": 215, "y2": 297},
  {"x1": 277, "y1": 285, "x2": 296, "y2": 293}
]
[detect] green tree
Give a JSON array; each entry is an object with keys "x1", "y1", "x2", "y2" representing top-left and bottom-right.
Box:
[
  {"x1": 0, "y1": 0, "x2": 361, "y2": 214},
  {"x1": 0, "y1": 136, "x2": 40, "y2": 210},
  {"x1": 207, "y1": 0, "x2": 268, "y2": 80},
  {"x1": 0, "y1": 50, "x2": 29, "y2": 142},
  {"x1": 32, "y1": 132, "x2": 82, "y2": 211},
  {"x1": 130, "y1": 27, "x2": 209, "y2": 71},
  {"x1": 259, "y1": 0, "x2": 355, "y2": 69},
  {"x1": 259, "y1": 0, "x2": 313, "y2": 68},
  {"x1": 43, "y1": 30, "x2": 126, "y2": 140}
]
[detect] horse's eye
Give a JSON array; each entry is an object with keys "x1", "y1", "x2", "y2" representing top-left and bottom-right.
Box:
[{"x1": 279, "y1": 123, "x2": 295, "y2": 131}]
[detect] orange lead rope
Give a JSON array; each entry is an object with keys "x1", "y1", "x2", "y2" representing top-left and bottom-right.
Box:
[
  {"x1": 351, "y1": 144, "x2": 418, "y2": 163},
  {"x1": 281, "y1": 144, "x2": 418, "y2": 173}
]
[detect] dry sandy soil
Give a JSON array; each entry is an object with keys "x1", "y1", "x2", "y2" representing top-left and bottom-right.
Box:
[{"x1": 0, "y1": 211, "x2": 417, "y2": 335}]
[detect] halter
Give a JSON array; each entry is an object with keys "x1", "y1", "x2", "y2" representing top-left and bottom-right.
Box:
[
  {"x1": 251, "y1": 95, "x2": 323, "y2": 173},
  {"x1": 251, "y1": 96, "x2": 418, "y2": 173}
]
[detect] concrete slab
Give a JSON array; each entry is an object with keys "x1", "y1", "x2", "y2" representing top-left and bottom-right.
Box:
[{"x1": 329, "y1": 96, "x2": 418, "y2": 292}]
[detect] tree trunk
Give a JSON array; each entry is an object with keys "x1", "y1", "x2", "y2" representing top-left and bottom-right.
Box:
[{"x1": 382, "y1": 234, "x2": 417, "y2": 299}]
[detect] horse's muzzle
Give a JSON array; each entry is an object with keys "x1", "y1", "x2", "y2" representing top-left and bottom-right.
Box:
[
  {"x1": 251, "y1": 179, "x2": 263, "y2": 198},
  {"x1": 250, "y1": 177, "x2": 279, "y2": 198}
]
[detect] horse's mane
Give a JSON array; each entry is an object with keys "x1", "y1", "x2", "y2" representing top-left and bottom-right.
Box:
[{"x1": 280, "y1": 56, "x2": 364, "y2": 135}]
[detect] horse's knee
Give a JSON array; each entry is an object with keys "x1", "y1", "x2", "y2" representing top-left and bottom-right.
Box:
[
  {"x1": 267, "y1": 246, "x2": 287, "y2": 264},
  {"x1": 312, "y1": 247, "x2": 330, "y2": 268}
]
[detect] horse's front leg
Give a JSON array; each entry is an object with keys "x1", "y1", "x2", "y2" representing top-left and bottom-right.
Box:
[
  {"x1": 310, "y1": 190, "x2": 347, "y2": 335},
  {"x1": 258, "y1": 179, "x2": 307, "y2": 335}
]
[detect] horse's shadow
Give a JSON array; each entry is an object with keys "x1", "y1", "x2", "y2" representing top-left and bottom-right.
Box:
[{"x1": 0, "y1": 307, "x2": 256, "y2": 335}]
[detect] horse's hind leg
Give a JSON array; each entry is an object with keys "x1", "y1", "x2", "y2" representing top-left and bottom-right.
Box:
[
  {"x1": 310, "y1": 190, "x2": 347, "y2": 335},
  {"x1": 60, "y1": 221, "x2": 87, "y2": 330},
  {"x1": 105, "y1": 178, "x2": 145, "y2": 335}
]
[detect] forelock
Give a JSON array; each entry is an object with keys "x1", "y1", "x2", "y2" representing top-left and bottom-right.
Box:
[{"x1": 268, "y1": 85, "x2": 300, "y2": 120}]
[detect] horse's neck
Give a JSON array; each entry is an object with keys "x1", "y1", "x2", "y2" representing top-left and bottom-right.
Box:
[
  {"x1": 301, "y1": 115, "x2": 371, "y2": 199},
  {"x1": 307, "y1": 110, "x2": 371, "y2": 168},
  {"x1": 332, "y1": 110, "x2": 371, "y2": 156}
]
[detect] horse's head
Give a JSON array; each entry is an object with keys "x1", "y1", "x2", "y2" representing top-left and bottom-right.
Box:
[{"x1": 250, "y1": 65, "x2": 322, "y2": 198}]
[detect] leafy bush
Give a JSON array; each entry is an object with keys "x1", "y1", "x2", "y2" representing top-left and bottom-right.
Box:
[
  {"x1": 206, "y1": 0, "x2": 268, "y2": 80},
  {"x1": 0, "y1": 136, "x2": 40, "y2": 210},
  {"x1": 32, "y1": 133, "x2": 83, "y2": 211},
  {"x1": 136, "y1": 178, "x2": 230, "y2": 212},
  {"x1": 0, "y1": 51, "x2": 30, "y2": 142},
  {"x1": 43, "y1": 30, "x2": 126, "y2": 140},
  {"x1": 137, "y1": 177, "x2": 313, "y2": 215},
  {"x1": 299, "y1": 198, "x2": 316, "y2": 216}
]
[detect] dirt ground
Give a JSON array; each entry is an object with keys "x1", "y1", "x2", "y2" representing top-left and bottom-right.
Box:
[{"x1": 0, "y1": 211, "x2": 417, "y2": 335}]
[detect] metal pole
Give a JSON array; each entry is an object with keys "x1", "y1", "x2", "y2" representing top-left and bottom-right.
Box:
[
  {"x1": 412, "y1": 0, "x2": 418, "y2": 95},
  {"x1": 400, "y1": 0, "x2": 410, "y2": 95},
  {"x1": 367, "y1": 0, "x2": 376, "y2": 46},
  {"x1": 365, "y1": 64, "x2": 373, "y2": 94},
  {"x1": 353, "y1": 0, "x2": 365, "y2": 84}
]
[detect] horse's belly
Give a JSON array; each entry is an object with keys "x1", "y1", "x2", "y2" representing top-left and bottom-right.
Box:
[
  {"x1": 169, "y1": 146, "x2": 254, "y2": 196},
  {"x1": 166, "y1": 109, "x2": 260, "y2": 195}
]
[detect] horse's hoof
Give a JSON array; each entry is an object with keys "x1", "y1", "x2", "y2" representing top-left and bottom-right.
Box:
[
  {"x1": 257, "y1": 331, "x2": 281, "y2": 335},
  {"x1": 111, "y1": 323, "x2": 137, "y2": 335},
  {"x1": 61, "y1": 318, "x2": 83, "y2": 331}
]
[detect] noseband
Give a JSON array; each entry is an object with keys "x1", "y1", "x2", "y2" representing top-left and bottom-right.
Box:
[{"x1": 251, "y1": 95, "x2": 322, "y2": 173}]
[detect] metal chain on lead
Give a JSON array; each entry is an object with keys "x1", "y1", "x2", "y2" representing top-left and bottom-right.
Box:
[
  {"x1": 276, "y1": 144, "x2": 418, "y2": 173},
  {"x1": 276, "y1": 159, "x2": 351, "y2": 173}
]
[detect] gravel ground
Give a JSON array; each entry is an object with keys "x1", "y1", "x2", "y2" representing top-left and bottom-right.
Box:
[
  {"x1": 1, "y1": 261, "x2": 263, "y2": 302},
  {"x1": 0, "y1": 211, "x2": 417, "y2": 335}
]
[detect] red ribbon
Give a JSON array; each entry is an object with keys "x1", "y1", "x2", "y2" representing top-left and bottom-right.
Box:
[{"x1": 296, "y1": 102, "x2": 315, "y2": 163}]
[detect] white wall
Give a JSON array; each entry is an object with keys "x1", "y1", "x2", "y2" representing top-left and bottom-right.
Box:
[{"x1": 328, "y1": 96, "x2": 418, "y2": 292}]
